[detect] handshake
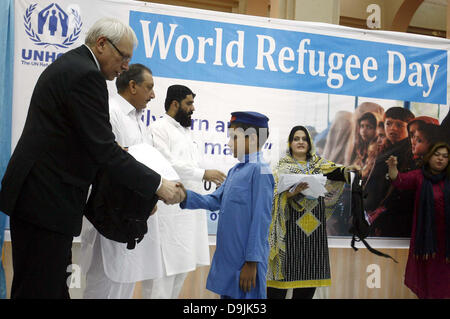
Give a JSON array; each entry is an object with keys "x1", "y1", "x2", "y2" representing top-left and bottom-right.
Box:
[
  {"x1": 155, "y1": 178, "x2": 187, "y2": 205},
  {"x1": 154, "y1": 169, "x2": 226, "y2": 205}
]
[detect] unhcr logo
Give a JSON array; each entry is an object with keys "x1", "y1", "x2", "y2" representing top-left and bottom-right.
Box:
[{"x1": 21, "y1": 3, "x2": 82, "y2": 67}]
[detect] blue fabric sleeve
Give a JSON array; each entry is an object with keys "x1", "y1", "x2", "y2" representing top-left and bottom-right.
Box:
[
  {"x1": 245, "y1": 166, "x2": 274, "y2": 262},
  {"x1": 180, "y1": 185, "x2": 224, "y2": 211}
]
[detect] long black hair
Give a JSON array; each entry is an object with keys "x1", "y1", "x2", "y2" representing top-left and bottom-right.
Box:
[{"x1": 288, "y1": 125, "x2": 312, "y2": 160}]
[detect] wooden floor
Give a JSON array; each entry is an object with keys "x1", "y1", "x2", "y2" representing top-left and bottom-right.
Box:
[{"x1": 1, "y1": 242, "x2": 417, "y2": 299}]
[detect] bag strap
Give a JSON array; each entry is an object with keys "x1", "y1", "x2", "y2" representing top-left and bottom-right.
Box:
[
  {"x1": 351, "y1": 235, "x2": 398, "y2": 263},
  {"x1": 350, "y1": 172, "x2": 398, "y2": 263}
]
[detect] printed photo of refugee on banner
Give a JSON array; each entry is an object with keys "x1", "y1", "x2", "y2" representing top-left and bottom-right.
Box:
[{"x1": 11, "y1": 0, "x2": 450, "y2": 244}]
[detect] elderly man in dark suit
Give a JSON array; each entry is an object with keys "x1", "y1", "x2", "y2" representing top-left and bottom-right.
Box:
[{"x1": 0, "y1": 18, "x2": 183, "y2": 299}]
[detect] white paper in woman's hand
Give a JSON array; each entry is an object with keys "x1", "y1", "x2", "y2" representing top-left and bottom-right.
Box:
[{"x1": 279, "y1": 174, "x2": 327, "y2": 198}]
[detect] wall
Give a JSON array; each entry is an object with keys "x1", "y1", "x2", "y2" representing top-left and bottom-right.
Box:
[
  {"x1": 340, "y1": 0, "x2": 403, "y2": 29},
  {"x1": 410, "y1": 1, "x2": 447, "y2": 31},
  {"x1": 138, "y1": 0, "x2": 240, "y2": 13},
  {"x1": 139, "y1": 0, "x2": 447, "y2": 33}
]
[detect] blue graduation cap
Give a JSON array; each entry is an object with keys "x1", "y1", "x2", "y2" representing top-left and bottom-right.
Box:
[{"x1": 229, "y1": 111, "x2": 269, "y2": 128}]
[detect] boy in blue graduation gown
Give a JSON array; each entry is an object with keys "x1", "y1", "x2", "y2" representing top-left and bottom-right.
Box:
[{"x1": 180, "y1": 111, "x2": 275, "y2": 299}]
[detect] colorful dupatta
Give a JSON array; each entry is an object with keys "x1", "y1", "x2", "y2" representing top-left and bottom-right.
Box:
[{"x1": 268, "y1": 147, "x2": 349, "y2": 282}]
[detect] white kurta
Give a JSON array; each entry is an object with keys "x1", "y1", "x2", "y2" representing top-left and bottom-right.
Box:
[
  {"x1": 80, "y1": 94, "x2": 164, "y2": 283},
  {"x1": 150, "y1": 115, "x2": 210, "y2": 276}
]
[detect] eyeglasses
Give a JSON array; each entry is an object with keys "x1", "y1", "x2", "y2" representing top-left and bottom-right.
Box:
[{"x1": 106, "y1": 38, "x2": 131, "y2": 63}]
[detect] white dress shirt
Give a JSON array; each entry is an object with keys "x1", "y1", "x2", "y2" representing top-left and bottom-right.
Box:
[
  {"x1": 81, "y1": 94, "x2": 164, "y2": 283},
  {"x1": 109, "y1": 94, "x2": 153, "y2": 147}
]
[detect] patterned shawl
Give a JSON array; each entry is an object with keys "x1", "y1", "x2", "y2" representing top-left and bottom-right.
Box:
[{"x1": 268, "y1": 146, "x2": 349, "y2": 281}]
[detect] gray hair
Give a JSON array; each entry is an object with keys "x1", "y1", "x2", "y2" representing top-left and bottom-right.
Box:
[{"x1": 85, "y1": 17, "x2": 138, "y2": 48}]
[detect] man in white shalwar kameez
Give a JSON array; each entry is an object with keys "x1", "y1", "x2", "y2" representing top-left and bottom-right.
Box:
[
  {"x1": 148, "y1": 85, "x2": 226, "y2": 298},
  {"x1": 81, "y1": 64, "x2": 164, "y2": 298}
]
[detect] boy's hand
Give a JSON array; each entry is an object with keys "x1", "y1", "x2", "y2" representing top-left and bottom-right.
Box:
[
  {"x1": 385, "y1": 155, "x2": 398, "y2": 168},
  {"x1": 385, "y1": 155, "x2": 398, "y2": 181},
  {"x1": 177, "y1": 182, "x2": 187, "y2": 202},
  {"x1": 239, "y1": 261, "x2": 257, "y2": 293},
  {"x1": 157, "y1": 179, "x2": 185, "y2": 204}
]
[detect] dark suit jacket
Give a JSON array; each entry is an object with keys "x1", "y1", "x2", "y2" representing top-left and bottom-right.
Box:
[{"x1": 0, "y1": 45, "x2": 160, "y2": 236}]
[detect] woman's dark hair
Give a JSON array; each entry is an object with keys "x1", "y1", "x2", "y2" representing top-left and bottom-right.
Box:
[
  {"x1": 422, "y1": 142, "x2": 450, "y2": 177},
  {"x1": 288, "y1": 125, "x2": 312, "y2": 160}
]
